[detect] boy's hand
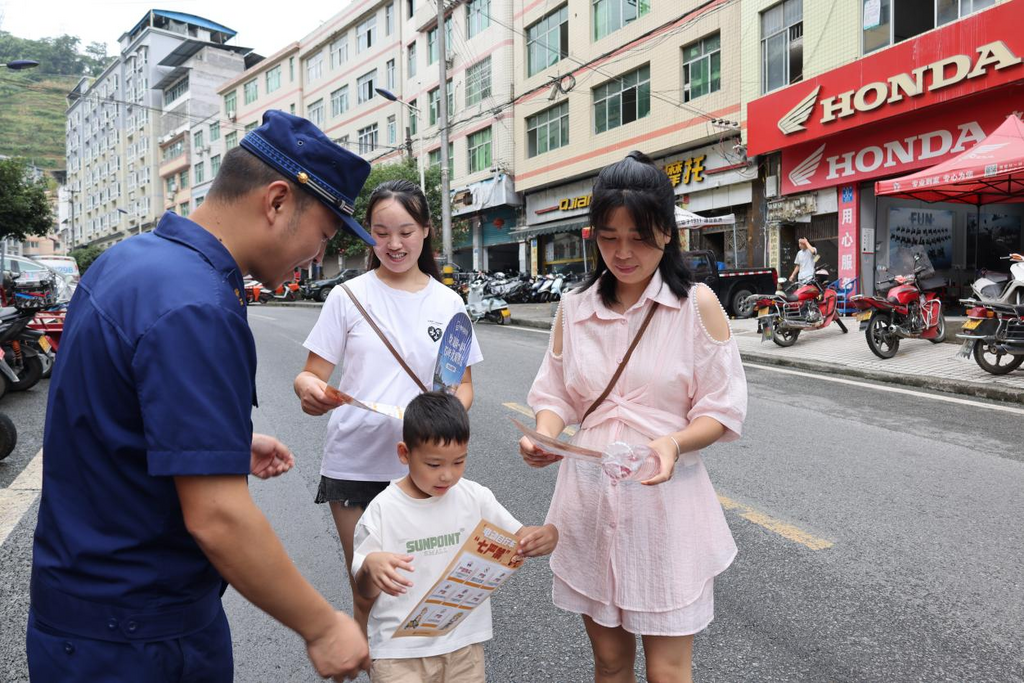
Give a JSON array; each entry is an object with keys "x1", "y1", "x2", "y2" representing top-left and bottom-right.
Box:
[
  {"x1": 516, "y1": 524, "x2": 558, "y2": 558},
  {"x1": 364, "y1": 552, "x2": 414, "y2": 596}
]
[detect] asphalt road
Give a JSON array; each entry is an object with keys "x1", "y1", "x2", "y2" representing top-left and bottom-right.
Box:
[{"x1": 1, "y1": 305, "x2": 1023, "y2": 682}]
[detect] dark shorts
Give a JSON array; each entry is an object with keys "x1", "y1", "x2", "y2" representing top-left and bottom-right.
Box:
[{"x1": 315, "y1": 476, "x2": 390, "y2": 509}]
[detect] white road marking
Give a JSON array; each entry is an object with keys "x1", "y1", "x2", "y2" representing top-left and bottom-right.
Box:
[
  {"x1": 249, "y1": 313, "x2": 277, "y2": 321},
  {"x1": 0, "y1": 449, "x2": 43, "y2": 548},
  {"x1": 498, "y1": 325, "x2": 550, "y2": 335},
  {"x1": 745, "y1": 362, "x2": 1024, "y2": 415}
]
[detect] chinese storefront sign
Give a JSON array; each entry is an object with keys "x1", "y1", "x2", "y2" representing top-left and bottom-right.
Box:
[
  {"x1": 662, "y1": 155, "x2": 706, "y2": 187},
  {"x1": 837, "y1": 184, "x2": 859, "y2": 289}
]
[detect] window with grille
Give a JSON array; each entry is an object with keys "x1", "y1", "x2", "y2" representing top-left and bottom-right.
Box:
[
  {"x1": 527, "y1": 5, "x2": 568, "y2": 77},
  {"x1": 682, "y1": 33, "x2": 720, "y2": 101},
  {"x1": 465, "y1": 57, "x2": 492, "y2": 106},
  {"x1": 467, "y1": 127, "x2": 492, "y2": 173},
  {"x1": 593, "y1": 64, "x2": 650, "y2": 134},
  {"x1": 527, "y1": 101, "x2": 568, "y2": 157}
]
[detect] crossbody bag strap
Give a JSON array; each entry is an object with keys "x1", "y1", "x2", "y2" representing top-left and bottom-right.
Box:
[
  {"x1": 341, "y1": 283, "x2": 429, "y2": 393},
  {"x1": 579, "y1": 302, "x2": 660, "y2": 427}
]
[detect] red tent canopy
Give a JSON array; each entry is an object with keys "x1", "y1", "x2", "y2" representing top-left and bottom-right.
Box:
[{"x1": 875, "y1": 115, "x2": 1024, "y2": 205}]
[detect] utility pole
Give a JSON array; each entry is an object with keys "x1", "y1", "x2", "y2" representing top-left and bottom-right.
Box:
[{"x1": 436, "y1": 1, "x2": 453, "y2": 266}]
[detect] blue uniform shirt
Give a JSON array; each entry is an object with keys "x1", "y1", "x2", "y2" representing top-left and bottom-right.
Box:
[{"x1": 32, "y1": 212, "x2": 256, "y2": 617}]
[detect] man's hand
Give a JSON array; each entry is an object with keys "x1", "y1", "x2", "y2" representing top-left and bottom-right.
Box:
[
  {"x1": 516, "y1": 524, "x2": 559, "y2": 558},
  {"x1": 363, "y1": 552, "x2": 415, "y2": 597},
  {"x1": 305, "y1": 611, "x2": 371, "y2": 682},
  {"x1": 250, "y1": 433, "x2": 295, "y2": 479}
]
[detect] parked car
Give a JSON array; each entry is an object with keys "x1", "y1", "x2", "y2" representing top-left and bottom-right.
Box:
[
  {"x1": 1, "y1": 255, "x2": 75, "y2": 304},
  {"x1": 684, "y1": 250, "x2": 778, "y2": 318},
  {"x1": 33, "y1": 255, "x2": 81, "y2": 284},
  {"x1": 302, "y1": 269, "x2": 362, "y2": 302}
]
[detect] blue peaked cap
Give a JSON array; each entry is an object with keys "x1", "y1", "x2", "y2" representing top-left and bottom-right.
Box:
[{"x1": 240, "y1": 110, "x2": 375, "y2": 245}]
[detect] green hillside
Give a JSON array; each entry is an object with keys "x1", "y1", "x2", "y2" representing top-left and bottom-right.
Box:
[{"x1": 0, "y1": 74, "x2": 77, "y2": 170}]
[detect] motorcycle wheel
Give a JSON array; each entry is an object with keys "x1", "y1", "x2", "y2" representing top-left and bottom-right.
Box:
[
  {"x1": 8, "y1": 353, "x2": 43, "y2": 392},
  {"x1": 0, "y1": 412, "x2": 16, "y2": 460},
  {"x1": 866, "y1": 314, "x2": 899, "y2": 359},
  {"x1": 928, "y1": 316, "x2": 947, "y2": 344},
  {"x1": 39, "y1": 351, "x2": 54, "y2": 379},
  {"x1": 771, "y1": 324, "x2": 800, "y2": 347},
  {"x1": 973, "y1": 343, "x2": 1024, "y2": 375}
]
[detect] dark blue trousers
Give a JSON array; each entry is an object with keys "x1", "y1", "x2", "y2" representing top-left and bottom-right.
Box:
[{"x1": 27, "y1": 607, "x2": 233, "y2": 682}]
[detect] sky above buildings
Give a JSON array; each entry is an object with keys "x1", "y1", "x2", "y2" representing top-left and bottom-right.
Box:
[{"x1": 1, "y1": 0, "x2": 345, "y2": 58}]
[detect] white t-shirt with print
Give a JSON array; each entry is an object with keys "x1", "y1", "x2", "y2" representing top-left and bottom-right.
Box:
[
  {"x1": 352, "y1": 478, "x2": 522, "y2": 660},
  {"x1": 303, "y1": 271, "x2": 483, "y2": 481}
]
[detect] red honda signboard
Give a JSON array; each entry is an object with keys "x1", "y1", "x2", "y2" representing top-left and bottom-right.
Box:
[
  {"x1": 780, "y1": 84, "x2": 1024, "y2": 194},
  {"x1": 747, "y1": 1, "x2": 1024, "y2": 157}
]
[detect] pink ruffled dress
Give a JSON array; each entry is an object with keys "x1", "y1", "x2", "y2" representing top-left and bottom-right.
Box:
[{"x1": 527, "y1": 274, "x2": 748, "y2": 635}]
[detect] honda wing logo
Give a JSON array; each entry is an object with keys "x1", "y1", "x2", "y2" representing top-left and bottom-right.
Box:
[
  {"x1": 788, "y1": 144, "x2": 826, "y2": 187},
  {"x1": 965, "y1": 142, "x2": 1009, "y2": 159},
  {"x1": 777, "y1": 86, "x2": 820, "y2": 136}
]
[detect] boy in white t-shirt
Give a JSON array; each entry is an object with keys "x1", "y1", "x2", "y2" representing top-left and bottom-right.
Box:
[{"x1": 352, "y1": 392, "x2": 558, "y2": 682}]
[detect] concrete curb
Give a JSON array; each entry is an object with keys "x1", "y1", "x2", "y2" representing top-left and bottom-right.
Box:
[
  {"x1": 507, "y1": 318, "x2": 1024, "y2": 404},
  {"x1": 256, "y1": 301, "x2": 324, "y2": 308}
]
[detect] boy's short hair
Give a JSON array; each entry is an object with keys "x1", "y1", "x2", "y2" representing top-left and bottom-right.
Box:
[{"x1": 403, "y1": 392, "x2": 470, "y2": 451}]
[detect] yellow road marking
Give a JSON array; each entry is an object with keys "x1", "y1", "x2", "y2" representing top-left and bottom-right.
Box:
[
  {"x1": 718, "y1": 495, "x2": 834, "y2": 550},
  {"x1": 502, "y1": 402, "x2": 576, "y2": 435},
  {"x1": 501, "y1": 403, "x2": 832, "y2": 550}
]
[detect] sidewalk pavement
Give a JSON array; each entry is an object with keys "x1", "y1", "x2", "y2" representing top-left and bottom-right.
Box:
[{"x1": 507, "y1": 303, "x2": 1024, "y2": 404}]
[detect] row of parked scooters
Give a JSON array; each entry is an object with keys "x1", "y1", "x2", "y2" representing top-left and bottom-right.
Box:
[
  {"x1": 745, "y1": 249, "x2": 1024, "y2": 376},
  {"x1": 464, "y1": 269, "x2": 587, "y2": 304}
]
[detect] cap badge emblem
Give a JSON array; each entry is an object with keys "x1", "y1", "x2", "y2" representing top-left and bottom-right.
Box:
[{"x1": 297, "y1": 172, "x2": 309, "y2": 184}]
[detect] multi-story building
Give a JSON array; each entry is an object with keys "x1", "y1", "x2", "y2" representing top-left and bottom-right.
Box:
[
  {"x1": 743, "y1": 0, "x2": 1024, "y2": 297},
  {"x1": 217, "y1": 0, "x2": 520, "y2": 274},
  {"x1": 511, "y1": 0, "x2": 753, "y2": 276},
  {"x1": 65, "y1": 10, "x2": 250, "y2": 250}
]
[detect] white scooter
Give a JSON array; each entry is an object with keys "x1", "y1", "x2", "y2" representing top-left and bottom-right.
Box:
[{"x1": 465, "y1": 281, "x2": 511, "y2": 324}]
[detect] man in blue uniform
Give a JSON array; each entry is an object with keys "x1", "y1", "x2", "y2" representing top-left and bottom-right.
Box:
[{"x1": 28, "y1": 111, "x2": 375, "y2": 682}]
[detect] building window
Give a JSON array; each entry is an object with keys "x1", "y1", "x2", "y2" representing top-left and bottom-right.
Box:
[
  {"x1": 429, "y1": 88, "x2": 440, "y2": 126},
  {"x1": 193, "y1": 130, "x2": 204, "y2": 150},
  {"x1": 407, "y1": 0, "x2": 415, "y2": 15},
  {"x1": 465, "y1": 57, "x2": 491, "y2": 106},
  {"x1": 179, "y1": 202, "x2": 190, "y2": 217},
  {"x1": 332, "y1": 85, "x2": 350, "y2": 117},
  {"x1": 428, "y1": 142, "x2": 454, "y2": 171},
  {"x1": 290, "y1": 103, "x2": 296, "y2": 115},
  {"x1": 863, "y1": 0, "x2": 994, "y2": 54},
  {"x1": 289, "y1": 56, "x2": 295, "y2": 81},
  {"x1": 527, "y1": 101, "x2": 568, "y2": 157},
  {"x1": 307, "y1": 51, "x2": 324, "y2": 82},
  {"x1": 164, "y1": 75, "x2": 189, "y2": 105},
  {"x1": 593, "y1": 64, "x2": 650, "y2": 134},
  {"x1": 211, "y1": 154, "x2": 221, "y2": 175},
  {"x1": 410, "y1": 98, "x2": 418, "y2": 135},
  {"x1": 243, "y1": 79, "x2": 258, "y2": 105},
  {"x1": 357, "y1": 15, "x2": 377, "y2": 53},
  {"x1": 428, "y1": 18, "x2": 453, "y2": 64},
  {"x1": 245, "y1": 121, "x2": 258, "y2": 133},
  {"x1": 308, "y1": 99, "x2": 325, "y2": 127},
  {"x1": 386, "y1": 59, "x2": 396, "y2": 90},
  {"x1": 209, "y1": 121, "x2": 220, "y2": 141},
  {"x1": 593, "y1": 0, "x2": 649, "y2": 41},
  {"x1": 358, "y1": 70, "x2": 377, "y2": 104},
  {"x1": 408, "y1": 42, "x2": 418, "y2": 77},
  {"x1": 165, "y1": 176, "x2": 176, "y2": 194},
  {"x1": 179, "y1": 170, "x2": 189, "y2": 189},
  {"x1": 358, "y1": 124, "x2": 379, "y2": 154},
  {"x1": 467, "y1": 127, "x2": 492, "y2": 174},
  {"x1": 386, "y1": 3, "x2": 395, "y2": 35},
  {"x1": 761, "y1": 0, "x2": 802, "y2": 94},
  {"x1": 195, "y1": 196, "x2": 205, "y2": 207},
  {"x1": 388, "y1": 115, "x2": 397, "y2": 144},
  {"x1": 331, "y1": 33, "x2": 349, "y2": 68},
  {"x1": 467, "y1": 0, "x2": 490, "y2": 37},
  {"x1": 162, "y1": 138, "x2": 185, "y2": 161},
  {"x1": 527, "y1": 5, "x2": 568, "y2": 77},
  {"x1": 266, "y1": 65, "x2": 282, "y2": 93},
  {"x1": 682, "y1": 33, "x2": 720, "y2": 101},
  {"x1": 225, "y1": 131, "x2": 238, "y2": 150},
  {"x1": 194, "y1": 161, "x2": 204, "y2": 185}
]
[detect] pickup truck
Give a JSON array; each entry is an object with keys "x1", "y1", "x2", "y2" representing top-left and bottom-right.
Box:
[{"x1": 684, "y1": 250, "x2": 777, "y2": 318}]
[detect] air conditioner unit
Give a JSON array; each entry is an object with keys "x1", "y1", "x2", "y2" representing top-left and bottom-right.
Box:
[
  {"x1": 445, "y1": 56, "x2": 454, "y2": 69},
  {"x1": 227, "y1": 110, "x2": 237, "y2": 121},
  {"x1": 765, "y1": 175, "x2": 779, "y2": 199}
]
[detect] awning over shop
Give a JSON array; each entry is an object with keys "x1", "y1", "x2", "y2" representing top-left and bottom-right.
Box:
[
  {"x1": 875, "y1": 115, "x2": 1024, "y2": 205},
  {"x1": 675, "y1": 206, "x2": 736, "y2": 228},
  {"x1": 508, "y1": 218, "x2": 588, "y2": 241}
]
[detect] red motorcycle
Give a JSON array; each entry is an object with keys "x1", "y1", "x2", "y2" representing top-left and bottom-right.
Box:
[
  {"x1": 747, "y1": 265, "x2": 848, "y2": 347},
  {"x1": 851, "y1": 249, "x2": 945, "y2": 359}
]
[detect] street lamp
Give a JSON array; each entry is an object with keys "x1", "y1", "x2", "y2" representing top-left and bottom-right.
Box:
[
  {"x1": 1, "y1": 60, "x2": 40, "y2": 71},
  {"x1": 375, "y1": 88, "x2": 426, "y2": 190}
]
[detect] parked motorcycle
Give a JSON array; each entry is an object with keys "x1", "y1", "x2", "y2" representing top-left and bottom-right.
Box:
[
  {"x1": 465, "y1": 281, "x2": 511, "y2": 324},
  {"x1": 956, "y1": 253, "x2": 1024, "y2": 375},
  {"x1": 851, "y1": 249, "x2": 946, "y2": 359},
  {"x1": 746, "y1": 265, "x2": 848, "y2": 347},
  {"x1": 0, "y1": 272, "x2": 58, "y2": 393},
  {"x1": 272, "y1": 280, "x2": 301, "y2": 302}
]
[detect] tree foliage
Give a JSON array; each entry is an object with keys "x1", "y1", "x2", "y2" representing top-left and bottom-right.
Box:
[
  {"x1": 0, "y1": 30, "x2": 111, "y2": 79},
  {"x1": 69, "y1": 245, "x2": 103, "y2": 274},
  {"x1": 0, "y1": 157, "x2": 53, "y2": 242},
  {"x1": 327, "y1": 159, "x2": 468, "y2": 261}
]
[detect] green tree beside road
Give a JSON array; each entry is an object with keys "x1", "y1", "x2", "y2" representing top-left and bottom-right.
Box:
[
  {"x1": 0, "y1": 157, "x2": 53, "y2": 246},
  {"x1": 69, "y1": 245, "x2": 103, "y2": 274}
]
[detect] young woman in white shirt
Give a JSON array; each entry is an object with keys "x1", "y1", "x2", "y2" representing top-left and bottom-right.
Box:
[{"x1": 293, "y1": 179, "x2": 482, "y2": 632}]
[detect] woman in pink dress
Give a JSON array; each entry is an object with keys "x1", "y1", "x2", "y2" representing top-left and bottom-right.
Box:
[{"x1": 520, "y1": 151, "x2": 747, "y2": 683}]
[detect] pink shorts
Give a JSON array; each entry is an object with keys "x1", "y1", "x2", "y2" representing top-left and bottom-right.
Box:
[{"x1": 552, "y1": 574, "x2": 715, "y2": 637}]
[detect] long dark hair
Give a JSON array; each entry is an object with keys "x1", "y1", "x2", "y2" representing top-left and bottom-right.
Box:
[
  {"x1": 581, "y1": 151, "x2": 693, "y2": 306},
  {"x1": 364, "y1": 179, "x2": 442, "y2": 282}
]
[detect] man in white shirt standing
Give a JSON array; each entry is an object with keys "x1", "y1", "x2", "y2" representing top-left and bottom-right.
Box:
[{"x1": 789, "y1": 237, "x2": 818, "y2": 283}]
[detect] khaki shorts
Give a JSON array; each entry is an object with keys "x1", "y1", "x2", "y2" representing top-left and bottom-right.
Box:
[{"x1": 370, "y1": 643, "x2": 485, "y2": 683}]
